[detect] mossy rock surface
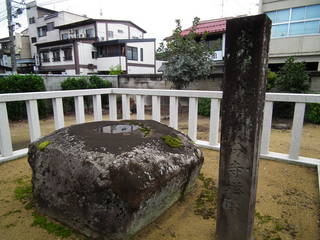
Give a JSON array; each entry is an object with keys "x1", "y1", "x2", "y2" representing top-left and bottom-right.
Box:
[{"x1": 28, "y1": 120, "x2": 204, "y2": 240}]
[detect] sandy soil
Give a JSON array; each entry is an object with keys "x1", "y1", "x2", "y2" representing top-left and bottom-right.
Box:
[{"x1": 1, "y1": 113, "x2": 319, "y2": 240}]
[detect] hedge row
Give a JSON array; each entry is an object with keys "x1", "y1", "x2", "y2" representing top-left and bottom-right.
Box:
[{"x1": 0, "y1": 74, "x2": 50, "y2": 120}]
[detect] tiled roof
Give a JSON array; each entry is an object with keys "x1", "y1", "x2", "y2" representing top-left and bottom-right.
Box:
[{"x1": 181, "y1": 19, "x2": 226, "y2": 36}]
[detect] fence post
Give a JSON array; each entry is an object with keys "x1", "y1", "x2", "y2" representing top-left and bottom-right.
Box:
[
  {"x1": 216, "y1": 14, "x2": 271, "y2": 240},
  {"x1": 0, "y1": 102, "x2": 13, "y2": 157}
]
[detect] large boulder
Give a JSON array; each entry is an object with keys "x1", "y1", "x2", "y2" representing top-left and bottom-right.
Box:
[{"x1": 28, "y1": 120, "x2": 203, "y2": 239}]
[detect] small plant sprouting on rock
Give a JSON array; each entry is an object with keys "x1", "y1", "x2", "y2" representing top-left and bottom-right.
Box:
[
  {"x1": 37, "y1": 141, "x2": 51, "y2": 151},
  {"x1": 32, "y1": 212, "x2": 73, "y2": 238},
  {"x1": 139, "y1": 126, "x2": 151, "y2": 137},
  {"x1": 161, "y1": 135, "x2": 182, "y2": 148}
]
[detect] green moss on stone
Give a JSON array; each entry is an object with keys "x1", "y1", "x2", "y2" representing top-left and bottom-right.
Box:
[
  {"x1": 161, "y1": 135, "x2": 182, "y2": 148},
  {"x1": 32, "y1": 212, "x2": 73, "y2": 238},
  {"x1": 37, "y1": 141, "x2": 50, "y2": 151}
]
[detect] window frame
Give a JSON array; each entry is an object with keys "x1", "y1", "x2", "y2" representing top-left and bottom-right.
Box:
[
  {"x1": 127, "y1": 46, "x2": 138, "y2": 61},
  {"x1": 37, "y1": 26, "x2": 47, "y2": 37},
  {"x1": 63, "y1": 48, "x2": 72, "y2": 61},
  {"x1": 41, "y1": 51, "x2": 50, "y2": 63},
  {"x1": 31, "y1": 37, "x2": 37, "y2": 43},
  {"x1": 267, "y1": 4, "x2": 320, "y2": 38},
  {"x1": 52, "y1": 49, "x2": 60, "y2": 62},
  {"x1": 29, "y1": 17, "x2": 35, "y2": 24}
]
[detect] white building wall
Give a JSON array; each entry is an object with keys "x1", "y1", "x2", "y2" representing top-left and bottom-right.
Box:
[
  {"x1": 78, "y1": 42, "x2": 96, "y2": 65},
  {"x1": 97, "y1": 22, "x2": 106, "y2": 41},
  {"x1": 129, "y1": 27, "x2": 144, "y2": 39},
  {"x1": 107, "y1": 23, "x2": 129, "y2": 40},
  {"x1": 127, "y1": 66, "x2": 154, "y2": 74},
  {"x1": 126, "y1": 41, "x2": 155, "y2": 65},
  {"x1": 97, "y1": 56, "x2": 126, "y2": 72}
]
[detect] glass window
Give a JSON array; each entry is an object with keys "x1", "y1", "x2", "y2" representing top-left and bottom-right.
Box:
[
  {"x1": 52, "y1": 49, "x2": 60, "y2": 61},
  {"x1": 86, "y1": 29, "x2": 95, "y2": 38},
  {"x1": 289, "y1": 22, "x2": 304, "y2": 36},
  {"x1": 63, "y1": 48, "x2": 72, "y2": 61},
  {"x1": 304, "y1": 20, "x2": 319, "y2": 34},
  {"x1": 108, "y1": 31, "x2": 114, "y2": 38},
  {"x1": 29, "y1": 17, "x2": 35, "y2": 24},
  {"x1": 140, "y1": 48, "x2": 143, "y2": 61},
  {"x1": 266, "y1": 11, "x2": 276, "y2": 23},
  {"x1": 37, "y1": 26, "x2": 47, "y2": 37},
  {"x1": 41, "y1": 52, "x2": 50, "y2": 62},
  {"x1": 275, "y1": 9, "x2": 290, "y2": 23},
  {"x1": 47, "y1": 22, "x2": 54, "y2": 31},
  {"x1": 291, "y1": 7, "x2": 305, "y2": 21},
  {"x1": 272, "y1": 24, "x2": 288, "y2": 37},
  {"x1": 127, "y1": 46, "x2": 138, "y2": 60},
  {"x1": 31, "y1": 37, "x2": 37, "y2": 43},
  {"x1": 306, "y1": 5, "x2": 320, "y2": 19}
]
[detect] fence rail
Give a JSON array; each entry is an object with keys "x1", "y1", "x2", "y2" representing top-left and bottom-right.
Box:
[{"x1": 0, "y1": 88, "x2": 320, "y2": 170}]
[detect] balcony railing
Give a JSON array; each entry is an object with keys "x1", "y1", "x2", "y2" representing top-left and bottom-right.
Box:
[{"x1": 0, "y1": 89, "x2": 319, "y2": 170}]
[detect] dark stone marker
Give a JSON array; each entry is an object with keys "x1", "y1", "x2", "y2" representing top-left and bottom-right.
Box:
[{"x1": 216, "y1": 14, "x2": 271, "y2": 240}]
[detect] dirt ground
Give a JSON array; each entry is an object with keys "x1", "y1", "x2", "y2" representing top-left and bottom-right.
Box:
[{"x1": 0, "y1": 113, "x2": 319, "y2": 240}]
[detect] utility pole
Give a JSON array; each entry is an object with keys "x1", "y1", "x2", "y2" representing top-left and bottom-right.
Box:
[{"x1": 6, "y1": 0, "x2": 17, "y2": 73}]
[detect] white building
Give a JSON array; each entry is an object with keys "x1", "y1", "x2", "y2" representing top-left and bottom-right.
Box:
[
  {"x1": 26, "y1": 1, "x2": 157, "y2": 74},
  {"x1": 260, "y1": 0, "x2": 320, "y2": 72}
]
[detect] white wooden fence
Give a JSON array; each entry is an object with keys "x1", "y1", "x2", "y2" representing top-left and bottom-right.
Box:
[{"x1": 0, "y1": 89, "x2": 319, "y2": 173}]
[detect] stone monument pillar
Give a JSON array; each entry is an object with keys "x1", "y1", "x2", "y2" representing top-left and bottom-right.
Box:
[{"x1": 216, "y1": 14, "x2": 271, "y2": 240}]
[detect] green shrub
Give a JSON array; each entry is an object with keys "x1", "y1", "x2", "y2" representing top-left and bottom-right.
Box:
[
  {"x1": 0, "y1": 74, "x2": 50, "y2": 120},
  {"x1": 198, "y1": 98, "x2": 211, "y2": 117},
  {"x1": 306, "y1": 103, "x2": 320, "y2": 124},
  {"x1": 60, "y1": 75, "x2": 111, "y2": 113},
  {"x1": 272, "y1": 57, "x2": 310, "y2": 119},
  {"x1": 266, "y1": 69, "x2": 277, "y2": 91}
]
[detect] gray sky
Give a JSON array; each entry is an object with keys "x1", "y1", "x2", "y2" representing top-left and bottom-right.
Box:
[{"x1": 0, "y1": 0, "x2": 260, "y2": 47}]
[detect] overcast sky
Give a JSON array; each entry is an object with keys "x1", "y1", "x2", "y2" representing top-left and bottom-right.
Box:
[{"x1": 0, "y1": 0, "x2": 260, "y2": 47}]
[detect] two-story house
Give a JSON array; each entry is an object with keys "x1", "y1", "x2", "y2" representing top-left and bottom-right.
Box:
[{"x1": 26, "y1": 1, "x2": 156, "y2": 74}]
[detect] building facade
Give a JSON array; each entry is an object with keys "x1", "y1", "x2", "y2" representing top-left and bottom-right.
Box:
[
  {"x1": 0, "y1": 30, "x2": 34, "y2": 73},
  {"x1": 26, "y1": 1, "x2": 156, "y2": 74},
  {"x1": 260, "y1": 0, "x2": 320, "y2": 72}
]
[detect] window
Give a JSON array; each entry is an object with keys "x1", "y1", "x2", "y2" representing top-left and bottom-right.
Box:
[
  {"x1": 108, "y1": 31, "x2": 114, "y2": 38},
  {"x1": 140, "y1": 48, "x2": 143, "y2": 61},
  {"x1": 75, "y1": 29, "x2": 79, "y2": 38},
  {"x1": 52, "y1": 49, "x2": 60, "y2": 61},
  {"x1": 31, "y1": 37, "x2": 37, "y2": 43},
  {"x1": 118, "y1": 29, "x2": 123, "y2": 34},
  {"x1": 127, "y1": 46, "x2": 138, "y2": 60},
  {"x1": 92, "y1": 51, "x2": 97, "y2": 59},
  {"x1": 41, "y1": 52, "x2": 50, "y2": 62},
  {"x1": 86, "y1": 29, "x2": 94, "y2": 38},
  {"x1": 29, "y1": 17, "x2": 35, "y2": 24},
  {"x1": 47, "y1": 22, "x2": 54, "y2": 31},
  {"x1": 37, "y1": 26, "x2": 47, "y2": 37},
  {"x1": 63, "y1": 48, "x2": 72, "y2": 61},
  {"x1": 266, "y1": 4, "x2": 320, "y2": 38},
  {"x1": 61, "y1": 33, "x2": 69, "y2": 40}
]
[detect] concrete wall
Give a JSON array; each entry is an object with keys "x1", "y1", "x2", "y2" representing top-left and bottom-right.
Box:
[
  {"x1": 42, "y1": 74, "x2": 118, "y2": 90},
  {"x1": 261, "y1": 0, "x2": 320, "y2": 12}
]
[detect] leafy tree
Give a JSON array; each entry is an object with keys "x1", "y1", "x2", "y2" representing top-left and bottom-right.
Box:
[
  {"x1": 272, "y1": 57, "x2": 310, "y2": 119},
  {"x1": 158, "y1": 17, "x2": 216, "y2": 89},
  {"x1": 274, "y1": 57, "x2": 310, "y2": 93}
]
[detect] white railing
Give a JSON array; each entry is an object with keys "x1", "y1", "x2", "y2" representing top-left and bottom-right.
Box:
[{"x1": 0, "y1": 89, "x2": 320, "y2": 169}]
